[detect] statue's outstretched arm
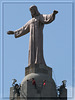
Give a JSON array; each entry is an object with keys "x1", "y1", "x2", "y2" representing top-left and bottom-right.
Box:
[
  {"x1": 7, "y1": 20, "x2": 30, "y2": 38},
  {"x1": 39, "y1": 10, "x2": 58, "y2": 24}
]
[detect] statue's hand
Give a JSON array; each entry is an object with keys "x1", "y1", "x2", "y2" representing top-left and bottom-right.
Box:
[
  {"x1": 53, "y1": 10, "x2": 58, "y2": 15},
  {"x1": 7, "y1": 31, "x2": 14, "y2": 35}
]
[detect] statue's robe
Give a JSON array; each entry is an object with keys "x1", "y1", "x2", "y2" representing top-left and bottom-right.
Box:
[{"x1": 14, "y1": 13, "x2": 55, "y2": 66}]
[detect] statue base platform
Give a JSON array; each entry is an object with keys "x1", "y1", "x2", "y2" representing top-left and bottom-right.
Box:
[
  {"x1": 25, "y1": 64, "x2": 52, "y2": 77},
  {"x1": 10, "y1": 64, "x2": 67, "y2": 100},
  {"x1": 20, "y1": 64, "x2": 57, "y2": 100}
]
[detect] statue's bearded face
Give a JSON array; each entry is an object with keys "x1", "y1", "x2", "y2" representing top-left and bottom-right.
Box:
[
  {"x1": 29, "y1": 5, "x2": 40, "y2": 18},
  {"x1": 30, "y1": 8, "x2": 36, "y2": 17}
]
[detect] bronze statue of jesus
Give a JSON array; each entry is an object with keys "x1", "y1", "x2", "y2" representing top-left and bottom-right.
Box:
[{"x1": 7, "y1": 5, "x2": 58, "y2": 66}]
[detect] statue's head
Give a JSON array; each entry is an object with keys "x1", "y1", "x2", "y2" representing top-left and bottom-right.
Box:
[{"x1": 29, "y1": 5, "x2": 40, "y2": 18}]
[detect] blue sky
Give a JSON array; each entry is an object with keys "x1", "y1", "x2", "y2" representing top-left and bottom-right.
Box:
[{"x1": 0, "y1": 0, "x2": 75, "y2": 100}]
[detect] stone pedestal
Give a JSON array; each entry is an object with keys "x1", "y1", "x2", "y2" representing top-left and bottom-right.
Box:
[
  {"x1": 20, "y1": 73, "x2": 57, "y2": 100},
  {"x1": 25, "y1": 64, "x2": 52, "y2": 77},
  {"x1": 10, "y1": 64, "x2": 67, "y2": 100},
  {"x1": 20, "y1": 64, "x2": 57, "y2": 100}
]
